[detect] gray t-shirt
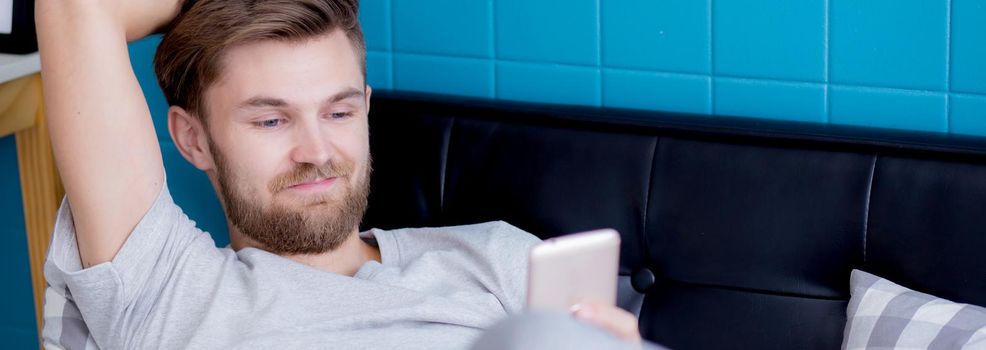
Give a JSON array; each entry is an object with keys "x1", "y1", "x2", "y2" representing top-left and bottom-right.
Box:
[{"x1": 43, "y1": 184, "x2": 541, "y2": 349}]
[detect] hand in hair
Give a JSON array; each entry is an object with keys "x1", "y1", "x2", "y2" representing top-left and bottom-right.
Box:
[{"x1": 36, "y1": 0, "x2": 189, "y2": 41}]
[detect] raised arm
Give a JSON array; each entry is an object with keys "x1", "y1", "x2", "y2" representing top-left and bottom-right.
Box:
[{"x1": 36, "y1": 0, "x2": 184, "y2": 268}]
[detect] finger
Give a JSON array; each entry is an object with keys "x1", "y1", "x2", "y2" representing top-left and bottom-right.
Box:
[{"x1": 571, "y1": 303, "x2": 642, "y2": 343}]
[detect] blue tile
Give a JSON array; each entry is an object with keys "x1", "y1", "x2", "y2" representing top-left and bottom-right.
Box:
[
  {"x1": 393, "y1": 0, "x2": 492, "y2": 58},
  {"x1": 830, "y1": 0, "x2": 947, "y2": 90},
  {"x1": 366, "y1": 51, "x2": 392, "y2": 90},
  {"x1": 830, "y1": 86, "x2": 947, "y2": 132},
  {"x1": 0, "y1": 136, "x2": 25, "y2": 231},
  {"x1": 496, "y1": 0, "x2": 599, "y2": 65},
  {"x1": 128, "y1": 35, "x2": 171, "y2": 142},
  {"x1": 714, "y1": 78, "x2": 826, "y2": 123},
  {"x1": 0, "y1": 229, "x2": 37, "y2": 335},
  {"x1": 714, "y1": 0, "x2": 825, "y2": 81},
  {"x1": 602, "y1": 0, "x2": 710, "y2": 74},
  {"x1": 0, "y1": 141, "x2": 35, "y2": 341},
  {"x1": 359, "y1": 0, "x2": 391, "y2": 51},
  {"x1": 0, "y1": 142, "x2": 33, "y2": 346},
  {"x1": 950, "y1": 94, "x2": 986, "y2": 137},
  {"x1": 951, "y1": 0, "x2": 986, "y2": 94},
  {"x1": 497, "y1": 62, "x2": 600, "y2": 106},
  {"x1": 603, "y1": 69, "x2": 711, "y2": 114},
  {"x1": 394, "y1": 54, "x2": 493, "y2": 98},
  {"x1": 0, "y1": 141, "x2": 34, "y2": 339},
  {"x1": 160, "y1": 141, "x2": 230, "y2": 246},
  {"x1": 0, "y1": 326, "x2": 38, "y2": 349}
]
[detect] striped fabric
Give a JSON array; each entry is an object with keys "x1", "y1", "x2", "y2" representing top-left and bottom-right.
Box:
[{"x1": 843, "y1": 270, "x2": 986, "y2": 350}]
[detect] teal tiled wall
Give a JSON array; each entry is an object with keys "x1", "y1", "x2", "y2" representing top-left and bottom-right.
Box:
[
  {"x1": 357, "y1": 0, "x2": 986, "y2": 136},
  {"x1": 118, "y1": 0, "x2": 986, "y2": 247},
  {"x1": 124, "y1": 0, "x2": 986, "y2": 135},
  {"x1": 0, "y1": 135, "x2": 39, "y2": 348}
]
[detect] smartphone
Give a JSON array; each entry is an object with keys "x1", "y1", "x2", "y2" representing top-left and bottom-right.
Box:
[{"x1": 526, "y1": 229, "x2": 621, "y2": 312}]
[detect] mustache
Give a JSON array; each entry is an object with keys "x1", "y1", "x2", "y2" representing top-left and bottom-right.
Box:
[{"x1": 268, "y1": 161, "x2": 353, "y2": 193}]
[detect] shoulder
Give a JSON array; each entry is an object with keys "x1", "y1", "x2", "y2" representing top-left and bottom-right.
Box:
[{"x1": 465, "y1": 220, "x2": 543, "y2": 252}]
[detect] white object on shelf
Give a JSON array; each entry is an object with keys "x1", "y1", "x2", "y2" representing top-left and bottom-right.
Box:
[
  {"x1": 0, "y1": 0, "x2": 12, "y2": 34},
  {"x1": 0, "y1": 52, "x2": 40, "y2": 83}
]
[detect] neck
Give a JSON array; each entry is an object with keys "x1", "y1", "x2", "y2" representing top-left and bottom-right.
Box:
[{"x1": 228, "y1": 226, "x2": 382, "y2": 276}]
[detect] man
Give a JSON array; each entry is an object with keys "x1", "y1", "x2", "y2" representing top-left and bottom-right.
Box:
[{"x1": 37, "y1": 0, "x2": 650, "y2": 348}]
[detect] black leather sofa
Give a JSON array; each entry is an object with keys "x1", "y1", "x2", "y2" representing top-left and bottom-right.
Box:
[{"x1": 361, "y1": 91, "x2": 986, "y2": 349}]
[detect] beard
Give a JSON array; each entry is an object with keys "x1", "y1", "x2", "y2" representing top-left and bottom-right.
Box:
[{"x1": 210, "y1": 141, "x2": 371, "y2": 255}]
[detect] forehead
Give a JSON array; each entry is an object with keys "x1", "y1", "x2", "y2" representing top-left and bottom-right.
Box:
[{"x1": 207, "y1": 29, "x2": 364, "y2": 109}]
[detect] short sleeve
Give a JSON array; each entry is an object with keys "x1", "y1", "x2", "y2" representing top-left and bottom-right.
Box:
[{"x1": 43, "y1": 183, "x2": 224, "y2": 348}]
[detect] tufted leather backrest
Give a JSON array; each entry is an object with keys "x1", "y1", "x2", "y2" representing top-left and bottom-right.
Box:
[{"x1": 361, "y1": 91, "x2": 986, "y2": 349}]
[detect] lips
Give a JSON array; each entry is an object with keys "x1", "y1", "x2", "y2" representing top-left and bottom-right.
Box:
[{"x1": 288, "y1": 177, "x2": 338, "y2": 191}]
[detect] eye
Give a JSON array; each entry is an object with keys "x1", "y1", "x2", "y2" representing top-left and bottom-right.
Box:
[
  {"x1": 254, "y1": 119, "x2": 285, "y2": 129},
  {"x1": 330, "y1": 112, "x2": 353, "y2": 120}
]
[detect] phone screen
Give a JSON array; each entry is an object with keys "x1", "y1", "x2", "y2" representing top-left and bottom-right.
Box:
[{"x1": 0, "y1": 0, "x2": 12, "y2": 34}]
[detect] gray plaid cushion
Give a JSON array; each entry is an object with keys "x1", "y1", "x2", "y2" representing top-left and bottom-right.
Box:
[
  {"x1": 842, "y1": 270, "x2": 986, "y2": 350},
  {"x1": 42, "y1": 285, "x2": 98, "y2": 350}
]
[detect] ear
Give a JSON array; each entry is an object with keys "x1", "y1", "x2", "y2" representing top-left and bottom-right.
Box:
[
  {"x1": 364, "y1": 84, "x2": 372, "y2": 114},
  {"x1": 168, "y1": 105, "x2": 216, "y2": 171}
]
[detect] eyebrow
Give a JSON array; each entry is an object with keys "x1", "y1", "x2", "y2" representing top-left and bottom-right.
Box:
[
  {"x1": 236, "y1": 88, "x2": 366, "y2": 110},
  {"x1": 327, "y1": 88, "x2": 366, "y2": 104}
]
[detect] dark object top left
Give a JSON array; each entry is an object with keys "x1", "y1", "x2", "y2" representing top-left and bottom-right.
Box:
[{"x1": 0, "y1": 0, "x2": 38, "y2": 54}]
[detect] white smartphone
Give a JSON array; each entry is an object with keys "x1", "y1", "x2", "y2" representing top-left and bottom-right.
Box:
[{"x1": 526, "y1": 229, "x2": 621, "y2": 312}]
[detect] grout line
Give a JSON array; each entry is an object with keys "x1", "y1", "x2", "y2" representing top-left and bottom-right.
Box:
[
  {"x1": 387, "y1": 52, "x2": 395, "y2": 90},
  {"x1": 825, "y1": 84, "x2": 831, "y2": 123},
  {"x1": 390, "y1": 55, "x2": 395, "y2": 89},
  {"x1": 946, "y1": 0, "x2": 952, "y2": 93},
  {"x1": 385, "y1": 0, "x2": 397, "y2": 90},
  {"x1": 392, "y1": 50, "x2": 492, "y2": 61},
  {"x1": 596, "y1": 0, "x2": 604, "y2": 106},
  {"x1": 381, "y1": 49, "x2": 974, "y2": 100},
  {"x1": 824, "y1": 0, "x2": 831, "y2": 123},
  {"x1": 826, "y1": 83, "x2": 949, "y2": 95},
  {"x1": 709, "y1": 0, "x2": 716, "y2": 116},
  {"x1": 385, "y1": 0, "x2": 394, "y2": 51},
  {"x1": 946, "y1": 93, "x2": 951, "y2": 132},
  {"x1": 945, "y1": 0, "x2": 952, "y2": 132},
  {"x1": 385, "y1": 36, "x2": 494, "y2": 61},
  {"x1": 596, "y1": 0, "x2": 603, "y2": 67},
  {"x1": 598, "y1": 68, "x2": 605, "y2": 107},
  {"x1": 389, "y1": 49, "x2": 953, "y2": 95},
  {"x1": 950, "y1": 92, "x2": 986, "y2": 99},
  {"x1": 490, "y1": 0, "x2": 498, "y2": 99},
  {"x1": 823, "y1": 0, "x2": 830, "y2": 84}
]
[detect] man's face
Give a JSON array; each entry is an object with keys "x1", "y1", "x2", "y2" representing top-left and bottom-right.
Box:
[{"x1": 200, "y1": 29, "x2": 371, "y2": 255}]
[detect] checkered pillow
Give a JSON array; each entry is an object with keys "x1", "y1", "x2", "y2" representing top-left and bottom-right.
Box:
[
  {"x1": 42, "y1": 285, "x2": 98, "y2": 350},
  {"x1": 842, "y1": 269, "x2": 986, "y2": 350}
]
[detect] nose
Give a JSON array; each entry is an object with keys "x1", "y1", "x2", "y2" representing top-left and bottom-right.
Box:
[{"x1": 289, "y1": 120, "x2": 332, "y2": 166}]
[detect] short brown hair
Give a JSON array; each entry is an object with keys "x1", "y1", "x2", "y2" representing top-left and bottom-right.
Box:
[{"x1": 154, "y1": 0, "x2": 366, "y2": 119}]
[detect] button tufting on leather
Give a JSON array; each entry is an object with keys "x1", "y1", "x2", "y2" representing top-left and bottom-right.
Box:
[{"x1": 631, "y1": 268, "x2": 656, "y2": 293}]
